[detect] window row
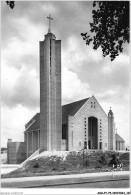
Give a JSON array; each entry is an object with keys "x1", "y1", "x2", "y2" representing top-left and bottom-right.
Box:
[{"x1": 91, "y1": 101, "x2": 96, "y2": 108}]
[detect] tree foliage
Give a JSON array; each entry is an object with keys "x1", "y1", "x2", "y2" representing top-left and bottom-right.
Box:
[
  {"x1": 6, "y1": 1, "x2": 15, "y2": 9},
  {"x1": 81, "y1": 1, "x2": 130, "y2": 61}
]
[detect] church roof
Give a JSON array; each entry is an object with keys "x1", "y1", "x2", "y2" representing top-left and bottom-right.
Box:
[
  {"x1": 115, "y1": 133, "x2": 125, "y2": 142},
  {"x1": 24, "y1": 113, "x2": 40, "y2": 132},
  {"x1": 24, "y1": 98, "x2": 90, "y2": 132},
  {"x1": 62, "y1": 98, "x2": 89, "y2": 124}
]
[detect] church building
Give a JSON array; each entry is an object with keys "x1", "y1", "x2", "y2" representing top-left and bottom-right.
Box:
[
  {"x1": 24, "y1": 96, "x2": 116, "y2": 157},
  {"x1": 23, "y1": 15, "x2": 117, "y2": 158},
  {"x1": 7, "y1": 15, "x2": 125, "y2": 163}
]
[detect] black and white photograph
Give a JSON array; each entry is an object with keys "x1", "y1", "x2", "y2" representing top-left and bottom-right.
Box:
[{"x1": 1, "y1": 1, "x2": 130, "y2": 194}]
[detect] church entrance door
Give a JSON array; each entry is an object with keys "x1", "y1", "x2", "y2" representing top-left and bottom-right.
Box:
[
  {"x1": 88, "y1": 140, "x2": 91, "y2": 149},
  {"x1": 88, "y1": 117, "x2": 98, "y2": 149}
]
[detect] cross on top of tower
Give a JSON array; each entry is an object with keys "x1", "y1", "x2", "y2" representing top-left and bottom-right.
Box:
[{"x1": 47, "y1": 14, "x2": 53, "y2": 33}]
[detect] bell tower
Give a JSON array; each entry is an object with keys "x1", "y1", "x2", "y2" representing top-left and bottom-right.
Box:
[
  {"x1": 39, "y1": 15, "x2": 62, "y2": 151},
  {"x1": 108, "y1": 107, "x2": 115, "y2": 150}
]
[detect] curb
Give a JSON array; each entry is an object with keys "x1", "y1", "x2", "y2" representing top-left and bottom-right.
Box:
[
  {"x1": 22, "y1": 175, "x2": 129, "y2": 188},
  {"x1": 1, "y1": 171, "x2": 130, "y2": 188}
]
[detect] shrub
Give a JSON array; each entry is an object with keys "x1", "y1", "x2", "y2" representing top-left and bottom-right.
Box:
[
  {"x1": 33, "y1": 162, "x2": 39, "y2": 168},
  {"x1": 66, "y1": 151, "x2": 83, "y2": 167},
  {"x1": 2, "y1": 150, "x2": 130, "y2": 178},
  {"x1": 108, "y1": 153, "x2": 121, "y2": 168},
  {"x1": 84, "y1": 159, "x2": 89, "y2": 166},
  {"x1": 119, "y1": 152, "x2": 129, "y2": 160},
  {"x1": 98, "y1": 154, "x2": 108, "y2": 165}
]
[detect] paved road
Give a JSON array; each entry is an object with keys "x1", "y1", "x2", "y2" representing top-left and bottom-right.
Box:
[
  {"x1": 42, "y1": 179, "x2": 129, "y2": 188},
  {"x1": 1, "y1": 171, "x2": 130, "y2": 188}
]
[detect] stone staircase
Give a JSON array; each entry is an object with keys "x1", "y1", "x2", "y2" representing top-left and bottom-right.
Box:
[{"x1": 20, "y1": 149, "x2": 42, "y2": 167}]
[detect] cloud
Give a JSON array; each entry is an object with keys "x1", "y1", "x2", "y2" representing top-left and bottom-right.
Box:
[
  {"x1": 52, "y1": 1, "x2": 93, "y2": 42},
  {"x1": 74, "y1": 52, "x2": 129, "y2": 97},
  {"x1": 97, "y1": 89, "x2": 119, "y2": 99},
  {"x1": 1, "y1": 15, "x2": 42, "y2": 109},
  {"x1": 100, "y1": 55, "x2": 130, "y2": 91},
  {"x1": 62, "y1": 67, "x2": 92, "y2": 105},
  {"x1": 62, "y1": 36, "x2": 103, "y2": 73},
  {"x1": 1, "y1": 1, "x2": 93, "y2": 46},
  {"x1": 1, "y1": 64, "x2": 39, "y2": 109},
  {"x1": 1, "y1": 16, "x2": 44, "y2": 70},
  {"x1": 1, "y1": 105, "x2": 38, "y2": 147}
]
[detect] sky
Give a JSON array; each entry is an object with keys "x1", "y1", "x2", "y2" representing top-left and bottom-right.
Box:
[{"x1": 1, "y1": 1, "x2": 130, "y2": 147}]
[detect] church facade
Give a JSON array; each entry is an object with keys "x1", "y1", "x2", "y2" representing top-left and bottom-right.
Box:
[{"x1": 62, "y1": 96, "x2": 115, "y2": 151}]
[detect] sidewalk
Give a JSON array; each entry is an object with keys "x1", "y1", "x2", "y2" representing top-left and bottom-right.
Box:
[
  {"x1": 1, "y1": 171, "x2": 130, "y2": 188},
  {"x1": 1, "y1": 164, "x2": 20, "y2": 174}
]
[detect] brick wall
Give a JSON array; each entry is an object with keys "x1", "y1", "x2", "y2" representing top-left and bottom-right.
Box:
[
  {"x1": 55, "y1": 40, "x2": 62, "y2": 150},
  {"x1": 116, "y1": 141, "x2": 125, "y2": 150},
  {"x1": 40, "y1": 33, "x2": 61, "y2": 151},
  {"x1": 40, "y1": 39, "x2": 49, "y2": 150},
  {"x1": 7, "y1": 142, "x2": 26, "y2": 164},
  {"x1": 68, "y1": 115, "x2": 75, "y2": 151}
]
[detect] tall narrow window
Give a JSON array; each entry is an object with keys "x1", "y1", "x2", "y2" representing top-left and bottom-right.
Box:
[
  {"x1": 99, "y1": 142, "x2": 102, "y2": 150},
  {"x1": 72, "y1": 131, "x2": 73, "y2": 147},
  {"x1": 50, "y1": 39, "x2": 51, "y2": 74}
]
